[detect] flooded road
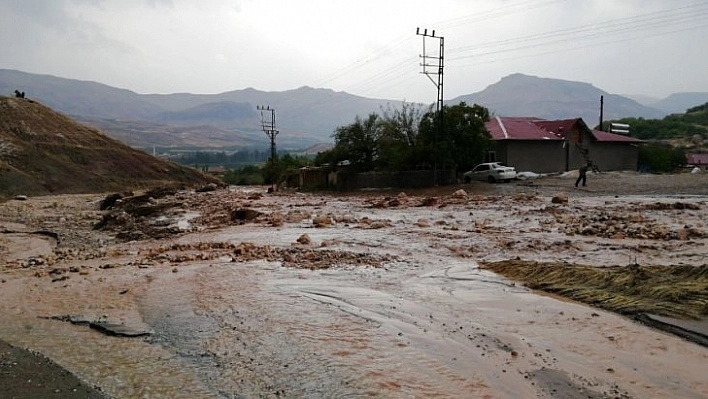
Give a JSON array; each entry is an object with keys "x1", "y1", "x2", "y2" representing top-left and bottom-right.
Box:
[{"x1": 1, "y1": 181, "x2": 708, "y2": 398}]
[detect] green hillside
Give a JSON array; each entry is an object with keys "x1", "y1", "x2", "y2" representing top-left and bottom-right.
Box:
[
  {"x1": 609, "y1": 102, "x2": 708, "y2": 145},
  {"x1": 607, "y1": 102, "x2": 708, "y2": 172}
]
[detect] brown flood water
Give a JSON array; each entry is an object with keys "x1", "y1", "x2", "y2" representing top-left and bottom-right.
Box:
[{"x1": 1, "y1": 183, "x2": 708, "y2": 398}]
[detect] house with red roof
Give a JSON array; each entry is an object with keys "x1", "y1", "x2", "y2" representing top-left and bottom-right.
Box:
[
  {"x1": 686, "y1": 153, "x2": 708, "y2": 171},
  {"x1": 485, "y1": 117, "x2": 644, "y2": 173}
]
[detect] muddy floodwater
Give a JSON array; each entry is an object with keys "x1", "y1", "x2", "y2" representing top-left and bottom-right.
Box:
[{"x1": 1, "y1": 172, "x2": 708, "y2": 398}]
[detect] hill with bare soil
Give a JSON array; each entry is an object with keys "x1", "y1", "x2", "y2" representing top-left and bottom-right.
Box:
[{"x1": 0, "y1": 96, "x2": 219, "y2": 199}]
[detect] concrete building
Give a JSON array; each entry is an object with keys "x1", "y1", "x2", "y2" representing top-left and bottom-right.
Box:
[{"x1": 485, "y1": 117, "x2": 644, "y2": 173}]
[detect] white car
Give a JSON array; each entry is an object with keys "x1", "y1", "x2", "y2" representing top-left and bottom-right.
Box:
[{"x1": 463, "y1": 162, "x2": 517, "y2": 183}]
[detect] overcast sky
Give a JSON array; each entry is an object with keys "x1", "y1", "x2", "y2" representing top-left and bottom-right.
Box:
[{"x1": 1, "y1": 0, "x2": 707, "y2": 103}]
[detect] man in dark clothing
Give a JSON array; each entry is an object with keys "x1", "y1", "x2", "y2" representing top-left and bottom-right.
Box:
[{"x1": 575, "y1": 162, "x2": 591, "y2": 187}]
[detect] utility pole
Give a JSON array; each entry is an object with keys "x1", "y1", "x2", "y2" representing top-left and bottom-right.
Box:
[
  {"x1": 599, "y1": 95, "x2": 604, "y2": 131},
  {"x1": 257, "y1": 105, "x2": 278, "y2": 191},
  {"x1": 416, "y1": 27, "x2": 444, "y2": 185}
]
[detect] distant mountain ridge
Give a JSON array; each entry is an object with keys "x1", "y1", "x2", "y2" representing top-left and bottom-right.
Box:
[
  {"x1": 2, "y1": 69, "x2": 705, "y2": 149},
  {"x1": 651, "y1": 92, "x2": 708, "y2": 114},
  {"x1": 0, "y1": 69, "x2": 399, "y2": 149},
  {"x1": 623, "y1": 94, "x2": 661, "y2": 106},
  {"x1": 154, "y1": 100, "x2": 256, "y2": 127},
  {"x1": 451, "y1": 73, "x2": 666, "y2": 127}
]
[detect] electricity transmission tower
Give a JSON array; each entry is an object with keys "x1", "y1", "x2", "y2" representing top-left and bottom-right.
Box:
[
  {"x1": 416, "y1": 27, "x2": 444, "y2": 185},
  {"x1": 257, "y1": 105, "x2": 279, "y2": 190}
]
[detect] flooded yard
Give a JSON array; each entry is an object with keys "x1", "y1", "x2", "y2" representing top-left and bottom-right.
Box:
[{"x1": 1, "y1": 171, "x2": 707, "y2": 398}]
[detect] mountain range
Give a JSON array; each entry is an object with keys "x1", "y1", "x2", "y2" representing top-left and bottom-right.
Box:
[{"x1": 2, "y1": 69, "x2": 707, "y2": 150}]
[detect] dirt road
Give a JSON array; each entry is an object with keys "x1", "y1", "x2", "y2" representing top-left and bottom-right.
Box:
[{"x1": 1, "y1": 171, "x2": 707, "y2": 398}]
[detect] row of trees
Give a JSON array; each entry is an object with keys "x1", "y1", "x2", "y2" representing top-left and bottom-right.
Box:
[
  {"x1": 202, "y1": 102, "x2": 493, "y2": 187},
  {"x1": 175, "y1": 149, "x2": 272, "y2": 167},
  {"x1": 177, "y1": 101, "x2": 706, "y2": 184},
  {"x1": 314, "y1": 102, "x2": 492, "y2": 174},
  {"x1": 219, "y1": 153, "x2": 312, "y2": 186}
]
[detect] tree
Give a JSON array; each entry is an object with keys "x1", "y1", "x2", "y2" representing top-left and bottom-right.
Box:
[
  {"x1": 378, "y1": 102, "x2": 428, "y2": 171},
  {"x1": 418, "y1": 102, "x2": 492, "y2": 172},
  {"x1": 686, "y1": 102, "x2": 708, "y2": 114},
  {"x1": 331, "y1": 113, "x2": 382, "y2": 171},
  {"x1": 638, "y1": 143, "x2": 686, "y2": 173},
  {"x1": 223, "y1": 165, "x2": 264, "y2": 185}
]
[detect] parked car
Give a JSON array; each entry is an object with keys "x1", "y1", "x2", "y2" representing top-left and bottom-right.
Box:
[{"x1": 463, "y1": 162, "x2": 517, "y2": 183}]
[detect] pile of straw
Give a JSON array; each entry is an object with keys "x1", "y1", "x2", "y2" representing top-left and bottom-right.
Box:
[{"x1": 480, "y1": 260, "x2": 708, "y2": 319}]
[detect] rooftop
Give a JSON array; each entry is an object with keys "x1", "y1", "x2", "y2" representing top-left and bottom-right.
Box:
[{"x1": 487, "y1": 116, "x2": 644, "y2": 143}]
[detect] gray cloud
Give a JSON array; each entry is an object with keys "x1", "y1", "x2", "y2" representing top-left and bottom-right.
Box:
[{"x1": 0, "y1": 0, "x2": 706, "y2": 100}]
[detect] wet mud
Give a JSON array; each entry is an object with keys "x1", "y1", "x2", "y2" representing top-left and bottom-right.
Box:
[{"x1": 1, "y1": 172, "x2": 708, "y2": 398}]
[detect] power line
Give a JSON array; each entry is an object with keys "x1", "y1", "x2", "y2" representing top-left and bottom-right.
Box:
[
  {"x1": 311, "y1": 35, "x2": 416, "y2": 89},
  {"x1": 308, "y1": 0, "x2": 566, "y2": 99},
  {"x1": 431, "y1": 0, "x2": 567, "y2": 31},
  {"x1": 447, "y1": 2, "x2": 708, "y2": 61},
  {"x1": 341, "y1": 56, "x2": 418, "y2": 94},
  {"x1": 450, "y1": 20, "x2": 708, "y2": 69},
  {"x1": 249, "y1": 0, "x2": 708, "y2": 133}
]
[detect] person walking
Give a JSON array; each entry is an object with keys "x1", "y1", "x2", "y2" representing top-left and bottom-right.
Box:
[{"x1": 575, "y1": 162, "x2": 591, "y2": 187}]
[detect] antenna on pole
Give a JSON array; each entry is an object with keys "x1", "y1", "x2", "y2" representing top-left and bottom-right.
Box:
[
  {"x1": 257, "y1": 105, "x2": 279, "y2": 191},
  {"x1": 416, "y1": 27, "x2": 444, "y2": 186}
]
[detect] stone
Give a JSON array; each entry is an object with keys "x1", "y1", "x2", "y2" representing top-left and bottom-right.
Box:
[
  {"x1": 313, "y1": 215, "x2": 332, "y2": 227},
  {"x1": 676, "y1": 228, "x2": 690, "y2": 240},
  {"x1": 452, "y1": 189, "x2": 467, "y2": 198},
  {"x1": 270, "y1": 213, "x2": 284, "y2": 227},
  {"x1": 335, "y1": 214, "x2": 356, "y2": 223},
  {"x1": 195, "y1": 183, "x2": 218, "y2": 193},
  {"x1": 297, "y1": 234, "x2": 312, "y2": 245},
  {"x1": 231, "y1": 208, "x2": 262, "y2": 222},
  {"x1": 421, "y1": 197, "x2": 437, "y2": 207},
  {"x1": 551, "y1": 193, "x2": 568, "y2": 204}
]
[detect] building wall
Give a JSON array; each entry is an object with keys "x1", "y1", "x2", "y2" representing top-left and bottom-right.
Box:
[
  {"x1": 487, "y1": 143, "x2": 509, "y2": 165},
  {"x1": 495, "y1": 141, "x2": 566, "y2": 173},
  {"x1": 494, "y1": 135, "x2": 639, "y2": 173},
  {"x1": 335, "y1": 170, "x2": 456, "y2": 191},
  {"x1": 299, "y1": 168, "x2": 458, "y2": 191},
  {"x1": 299, "y1": 167, "x2": 331, "y2": 190},
  {"x1": 588, "y1": 142, "x2": 639, "y2": 171},
  {"x1": 567, "y1": 127, "x2": 592, "y2": 170}
]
